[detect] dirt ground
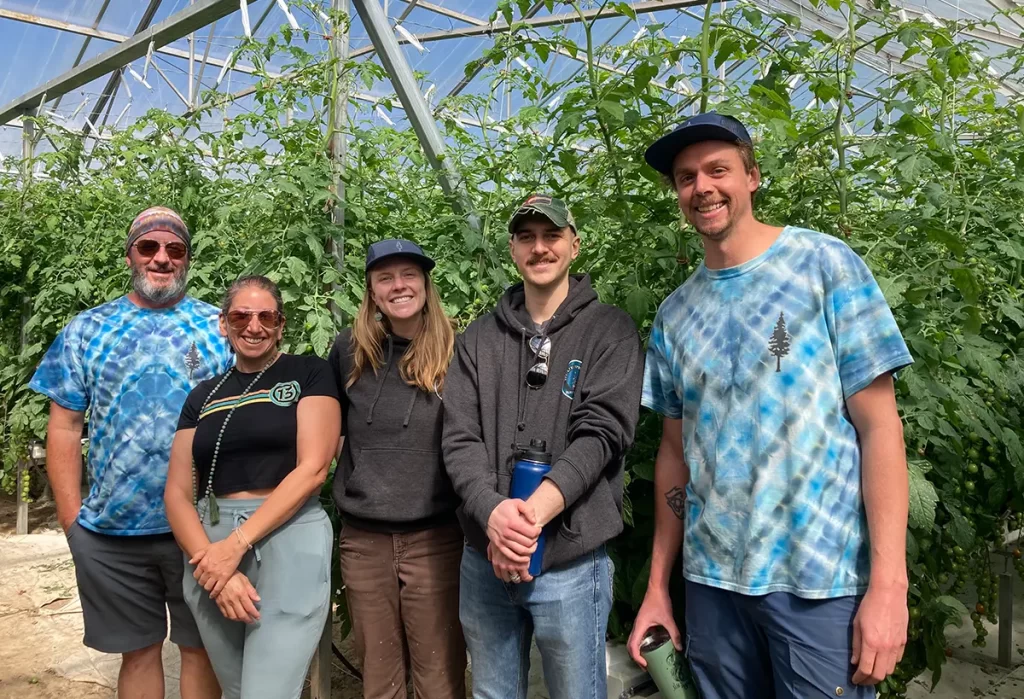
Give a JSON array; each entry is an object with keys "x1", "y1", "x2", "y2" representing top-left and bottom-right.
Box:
[{"x1": 0, "y1": 493, "x2": 398, "y2": 699}]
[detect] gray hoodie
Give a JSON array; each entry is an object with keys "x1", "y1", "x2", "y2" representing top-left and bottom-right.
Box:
[
  {"x1": 442, "y1": 274, "x2": 644, "y2": 572},
  {"x1": 329, "y1": 329, "x2": 459, "y2": 532}
]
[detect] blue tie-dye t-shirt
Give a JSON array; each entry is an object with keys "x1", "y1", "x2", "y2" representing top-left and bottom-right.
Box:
[
  {"x1": 642, "y1": 226, "x2": 913, "y2": 598},
  {"x1": 29, "y1": 295, "x2": 233, "y2": 536}
]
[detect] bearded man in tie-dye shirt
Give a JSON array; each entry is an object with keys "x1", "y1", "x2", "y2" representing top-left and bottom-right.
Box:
[
  {"x1": 30, "y1": 207, "x2": 232, "y2": 699},
  {"x1": 627, "y1": 113, "x2": 914, "y2": 699}
]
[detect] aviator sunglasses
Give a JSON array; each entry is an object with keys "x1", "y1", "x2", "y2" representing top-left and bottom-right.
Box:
[
  {"x1": 132, "y1": 239, "x2": 189, "y2": 260},
  {"x1": 224, "y1": 310, "x2": 285, "y2": 331},
  {"x1": 527, "y1": 335, "x2": 551, "y2": 389}
]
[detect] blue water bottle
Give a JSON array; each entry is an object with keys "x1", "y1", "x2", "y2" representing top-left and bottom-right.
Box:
[{"x1": 510, "y1": 439, "x2": 553, "y2": 577}]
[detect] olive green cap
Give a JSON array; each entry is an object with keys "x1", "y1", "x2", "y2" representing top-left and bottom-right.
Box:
[{"x1": 508, "y1": 194, "x2": 577, "y2": 235}]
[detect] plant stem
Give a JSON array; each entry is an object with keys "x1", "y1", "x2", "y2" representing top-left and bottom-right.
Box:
[
  {"x1": 833, "y1": 0, "x2": 857, "y2": 224},
  {"x1": 700, "y1": 0, "x2": 713, "y2": 113}
]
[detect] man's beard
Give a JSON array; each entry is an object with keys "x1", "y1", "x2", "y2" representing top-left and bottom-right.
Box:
[
  {"x1": 688, "y1": 199, "x2": 734, "y2": 242},
  {"x1": 131, "y1": 261, "x2": 189, "y2": 305}
]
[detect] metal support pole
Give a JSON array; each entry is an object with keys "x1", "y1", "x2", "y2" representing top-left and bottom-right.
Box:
[
  {"x1": 997, "y1": 570, "x2": 1012, "y2": 667},
  {"x1": 0, "y1": 0, "x2": 260, "y2": 126},
  {"x1": 351, "y1": 0, "x2": 704, "y2": 58},
  {"x1": 193, "y1": 21, "x2": 219, "y2": 101},
  {"x1": 15, "y1": 120, "x2": 33, "y2": 537},
  {"x1": 188, "y1": 0, "x2": 195, "y2": 107},
  {"x1": 328, "y1": 0, "x2": 350, "y2": 328},
  {"x1": 309, "y1": 618, "x2": 332, "y2": 699},
  {"x1": 83, "y1": 0, "x2": 164, "y2": 138},
  {"x1": 351, "y1": 0, "x2": 480, "y2": 228},
  {"x1": 16, "y1": 460, "x2": 29, "y2": 535}
]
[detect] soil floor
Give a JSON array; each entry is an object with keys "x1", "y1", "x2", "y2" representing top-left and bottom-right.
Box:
[
  {"x1": 3, "y1": 493, "x2": 1023, "y2": 699},
  {"x1": 0, "y1": 493, "x2": 424, "y2": 699}
]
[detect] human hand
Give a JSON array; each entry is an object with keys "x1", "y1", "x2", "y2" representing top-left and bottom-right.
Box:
[
  {"x1": 191, "y1": 534, "x2": 247, "y2": 598},
  {"x1": 487, "y1": 541, "x2": 533, "y2": 583},
  {"x1": 215, "y1": 572, "x2": 261, "y2": 624},
  {"x1": 851, "y1": 583, "x2": 908, "y2": 685},
  {"x1": 626, "y1": 586, "x2": 682, "y2": 668},
  {"x1": 486, "y1": 499, "x2": 540, "y2": 563}
]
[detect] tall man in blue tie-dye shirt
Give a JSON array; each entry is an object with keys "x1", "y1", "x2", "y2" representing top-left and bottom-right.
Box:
[
  {"x1": 626, "y1": 114, "x2": 914, "y2": 698},
  {"x1": 30, "y1": 206, "x2": 232, "y2": 699}
]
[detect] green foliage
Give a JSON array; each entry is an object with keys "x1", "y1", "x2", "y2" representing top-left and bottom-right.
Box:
[{"x1": 1, "y1": 2, "x2": 1023, "y2": 693}]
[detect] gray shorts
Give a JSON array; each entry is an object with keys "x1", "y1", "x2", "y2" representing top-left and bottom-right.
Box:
[{"x1": 66, "y1": 521, "x2": 203, "y2": 653}]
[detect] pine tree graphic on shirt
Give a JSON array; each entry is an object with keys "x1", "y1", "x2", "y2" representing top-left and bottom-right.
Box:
[
  {"x1": 768, "y1": 312, "x2": 791, "y2": 372},
  {"x1": 184, "y1": 342, "x2": 202, "y2": 380}
]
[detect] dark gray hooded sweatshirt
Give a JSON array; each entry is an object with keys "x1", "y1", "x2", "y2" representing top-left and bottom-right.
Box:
[
  {"x1": 328, "y1": 329, "x2": 459, "y2": 532},
  {"x1": 442, "y1": 274, "x2": 644, "y2": 572}
]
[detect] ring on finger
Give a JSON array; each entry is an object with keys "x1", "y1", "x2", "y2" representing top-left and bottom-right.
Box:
[{"x1": 510, "y1": 572, "x2": 521, "y2": 583}]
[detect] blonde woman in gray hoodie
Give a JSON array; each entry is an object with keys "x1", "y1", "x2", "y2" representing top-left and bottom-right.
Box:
[{"x1": 327, "y1": 238, "x2": 464, "y2": 699}]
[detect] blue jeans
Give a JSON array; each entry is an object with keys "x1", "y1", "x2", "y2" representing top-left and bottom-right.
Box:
[
  {"x1": 685, "y1": 581, "x2": 875, "y2": 699},
  {"x1": 459, "y1": 543, "x2": 613, "y2": 699}
]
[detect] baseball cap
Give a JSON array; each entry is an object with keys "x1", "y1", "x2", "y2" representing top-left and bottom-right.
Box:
[
  {"x1": 507, "y1": 194, "x2": 577, "y2": 236},
  {"x1": 364, "y1": 238, "x2": 435, "y2": 273},
  {"x1": 643, "y1": 112, "x2": 753, "y2": 177}
]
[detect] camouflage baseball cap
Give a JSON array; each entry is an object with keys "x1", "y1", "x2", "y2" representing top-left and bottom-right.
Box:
[{"x1": 507, "y1": 194, "x2": 577, "y2": 235}]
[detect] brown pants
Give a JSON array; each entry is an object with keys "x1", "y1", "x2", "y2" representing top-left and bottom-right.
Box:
[{"x1": 339, "y1": 521, "x2": 467, "y2": 699}]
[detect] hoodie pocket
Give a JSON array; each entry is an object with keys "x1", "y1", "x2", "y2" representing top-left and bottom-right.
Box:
[
  {"x1": 346, "y1": 447, "x2": 453, "y2": 521},
  {"x1": 555, "y1": 478, "x2": 622, "y2": 556}
]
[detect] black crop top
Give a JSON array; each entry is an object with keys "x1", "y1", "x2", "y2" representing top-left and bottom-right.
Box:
[{"x1": 177, "y1": 353, "x2": 339, "y2": 496}]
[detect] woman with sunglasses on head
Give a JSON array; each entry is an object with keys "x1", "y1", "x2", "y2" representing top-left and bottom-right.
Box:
[
  {"x1": 164, "y1": 275, "x2": 341, "y2": 699},
  {"x1": 327, "y1": 239, "x2": 465, "y2": 698}
]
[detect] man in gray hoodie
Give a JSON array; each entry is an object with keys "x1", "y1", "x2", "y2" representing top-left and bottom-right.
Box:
[{"x1": 443, "y1": 194, "x2": 644, "y2": 699}]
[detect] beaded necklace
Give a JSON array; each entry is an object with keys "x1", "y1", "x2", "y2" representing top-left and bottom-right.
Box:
[{"x1": 192, "y1": 351, "x2": 280, "y2": 526}]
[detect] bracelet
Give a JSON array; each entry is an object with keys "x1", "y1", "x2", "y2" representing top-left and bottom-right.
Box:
[{"x1": 234, "y1": 527, "x2": 253, "y2": 550}]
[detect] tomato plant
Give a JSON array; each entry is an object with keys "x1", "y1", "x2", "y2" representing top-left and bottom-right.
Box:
[{"x1": 1, "y1": 1, "x2": 1022, "y2": 692}]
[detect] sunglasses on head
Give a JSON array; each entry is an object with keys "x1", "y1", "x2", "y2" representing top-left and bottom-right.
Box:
[
  {"x1": 133, "y1": 239, "x2": 188, "y2": 260},
  {"x1": 527, "y1": 335, "x2": 551, "y2": 389},
  {"x1": 224, "y1": 310, "x2": 284, "y2": 331}
]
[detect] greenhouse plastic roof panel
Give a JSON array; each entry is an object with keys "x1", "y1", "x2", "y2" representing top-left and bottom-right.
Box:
[{"x1": 0, "y1": 0, "x2": 1022, "y2": 158}]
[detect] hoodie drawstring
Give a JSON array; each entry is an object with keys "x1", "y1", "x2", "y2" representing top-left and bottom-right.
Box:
[
  {"x1": 366, "y1": 336, "x2": 394, "y2": 425},
  {"x1": 403, "y1": 391, "x2": 417, "y2": 427}
]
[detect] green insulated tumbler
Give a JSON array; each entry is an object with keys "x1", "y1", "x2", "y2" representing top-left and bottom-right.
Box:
[{"x1": 639, "y1": 625, "x2": 699, "y2": 699}]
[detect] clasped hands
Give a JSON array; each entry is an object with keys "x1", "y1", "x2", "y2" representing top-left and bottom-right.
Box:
[
  {"x1": 486, "y1": 498, "x2": 542, "y2": 583},
  {"x1": 190, "y1": 532, "x2": 261, "y2": 624}
]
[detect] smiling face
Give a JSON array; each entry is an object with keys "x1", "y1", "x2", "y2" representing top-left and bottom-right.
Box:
[
  {"x1": 671, "y1": 140, "x2": 760, "y2": 243},
  {"x1": 219, "y1": 286, "x2": 284, "y2": 366},
  {"x1": 508, "y1": 215, "x2": 580, "y2": 290},
  {"x1": 369, "y1": 258, "x2": 427, "y2": 325},
  {"x1": 125, "y1": 230, "x2": 189, "y2": 306}
]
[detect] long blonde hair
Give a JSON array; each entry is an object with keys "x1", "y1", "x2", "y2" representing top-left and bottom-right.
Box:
[{"x1": 348, "y1": 272, "x2": 455, "y2": 393}]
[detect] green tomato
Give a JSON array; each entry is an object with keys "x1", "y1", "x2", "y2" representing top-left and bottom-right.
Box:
[
  {"x1": 965, "y1": 481, "x2": 976, "y2": 492},
  {"x1": 968, "y1": 448, "x2": 981, "y2": 460},
  {"x1": 967, "y1": 462, "x2": 979, "y2": 474}
]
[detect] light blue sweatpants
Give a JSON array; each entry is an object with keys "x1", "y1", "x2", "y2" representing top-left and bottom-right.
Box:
[{"x1": 182, "y1": 497, "x2": 332, "y2": 699}]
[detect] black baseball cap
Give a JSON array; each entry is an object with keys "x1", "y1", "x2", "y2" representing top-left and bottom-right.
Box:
[
  {"x1": 365, "y1": 238, "x2": 435, "y2": 273},
  {"x1": 508, "y1": 194, "x2": 578, "y2": 235},
  {"x1": 644, "y1": 112, "x2": 753, "y2": 177}
]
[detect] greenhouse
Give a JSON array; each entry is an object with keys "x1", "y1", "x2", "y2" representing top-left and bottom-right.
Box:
[{"x1": 0, "y1": 0, "x2": 1023, "y2": 698}]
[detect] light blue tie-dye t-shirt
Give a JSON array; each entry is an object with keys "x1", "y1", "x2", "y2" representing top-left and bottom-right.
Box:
[
  {"x1": 642, "y1": 226, "x2": 913, "y2": 598},
  {"x1": 29, "y1": 295, "x2": 233, "y2": 536}
]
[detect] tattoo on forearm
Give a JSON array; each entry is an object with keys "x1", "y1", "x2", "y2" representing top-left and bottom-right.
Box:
[{"x1": 665, "y1": 486, "x2": 686, "y2": 520}]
